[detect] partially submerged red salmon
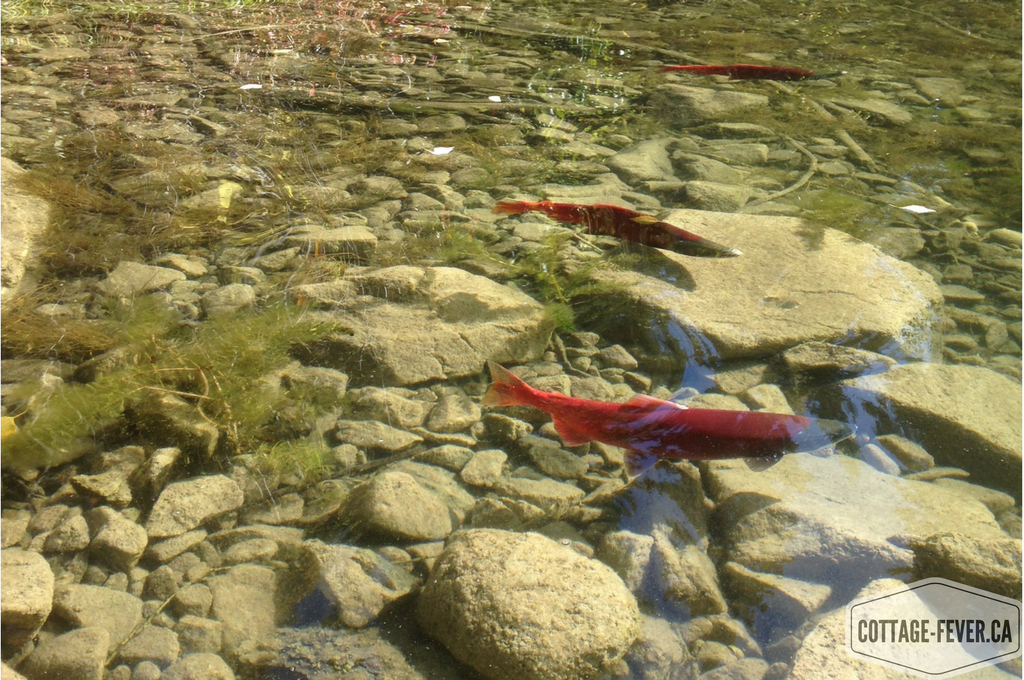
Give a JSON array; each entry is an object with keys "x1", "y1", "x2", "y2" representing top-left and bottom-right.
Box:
[
  {"x1": 493, "y1": 200, "x2": 741, "y2": 258},
  {"x1": 658, "y1": 64, "x2": 830, "y2": 81},
  {"x1": 482, "y1": 361, "x2": 853, "y2": 472}
]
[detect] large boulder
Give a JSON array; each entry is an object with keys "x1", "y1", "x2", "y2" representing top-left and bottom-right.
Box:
[
  {"x1": 417, "y1": 529, "x2": 640, "y2": 680},
  {"x1": 579, "y1": 210, "x2": 941, "y2": 364},
  {"x1": 292, "y1": 266, "x2": 555, "y2": 386},
  {"x1": 832, "y1": 363, "x2": 1022, "y2": 499}
]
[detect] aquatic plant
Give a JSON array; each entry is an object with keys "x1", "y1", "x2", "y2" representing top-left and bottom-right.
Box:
[{"x1": 2, "y1": 299, "x2": 347, "y2": 470}]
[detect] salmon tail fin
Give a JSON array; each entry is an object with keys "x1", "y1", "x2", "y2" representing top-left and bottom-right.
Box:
[
  {"x1": 481, "y1": 361, "x2": 535, "y2": 407},
  {"x1": 493, "y1": 200, "x2": 536, "y2": 216}
]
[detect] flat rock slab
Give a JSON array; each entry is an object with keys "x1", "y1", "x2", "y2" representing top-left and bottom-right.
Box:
[
  {"x1": 583, "y1": 210, "x2": 941, "y2": 362},
  {"x1": 293, "y1": 266, "x2": 554, "y2": 386},
  {"x1": 705, "y1": 453, "x2": 1005, "y2": 597},
  {"x1": 834, "y1": 363, "x2": 1022, "y2": 499}
]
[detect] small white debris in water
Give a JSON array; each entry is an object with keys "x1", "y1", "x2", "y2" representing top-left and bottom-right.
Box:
[
  {"x1": 488, "y1": 95, "x2": 501, "y2": 102},
  {"x1": 429, "y1": 147, "x2": 454, "y2": 155},
  {"x1": 899, "y1": 205, "x2": 936, "y2": 214},
  {"x1": 240, "y1": 84, "x2": 262, "y2": 90}
]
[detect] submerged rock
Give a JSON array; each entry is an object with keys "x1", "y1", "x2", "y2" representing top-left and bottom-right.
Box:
[
  {"x1": 252, "y1": 627, "x2": 422, "y2": 680},
  {"x1": 705, "y1": 454, "x2": 1005, "y2": 599},
  {"x1": 97, "y1": 261, "x2": 186, "y2": 298},
  {"x1": 20, "y1": 627, "x2": 109, "y2": 680},
  {"x1": 833, "y1": 363, "x2": 1023, "y2": 499},
  {"x1": 346, "y1": 471, "x2": 453, "y2": 541},
  {"x1": 1, "y1": 549, "x2": 54, "y2": 649},
  {"x1": 51, "y1": 584, "x2": 143, "y2": 647},
  {"x1": 0, "y1": 157, "x2": 51, "y2": 304},
  {"x1": 650, "y1": 85, "x2": 769, "y2": 126},
  {"x1": 911, "y1": 532, "x2": 1022, "y2": 600},
  {"x1": 417, "y1": 529, "x2": 640, "y2": 680},
  {"x1": 582, "y1": 209, "x2": 941, "y2": 364},
  {"x1": 146, "y1": 475, "x2": 244, "y2": 539},
  {"x1": 292, "y1": 266, "x2": 554, "y2": 386},
  {"x1": 299, "y1": 539, "x2": 419, "y2": 628},
  {"x1": 207, "y1": 564, "x2": 277, "y2": 659}
]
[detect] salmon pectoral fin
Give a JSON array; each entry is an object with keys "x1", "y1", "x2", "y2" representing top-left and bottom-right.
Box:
[
  {"x1": 551, "y1": 416, "x2": 593, "y2": 447},
  {"x1": 745, "y1": 453, "x2": 784, "y2": 472}
]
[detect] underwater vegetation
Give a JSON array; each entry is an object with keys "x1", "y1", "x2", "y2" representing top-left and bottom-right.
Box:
[{"x1": 2, "y1": 299, "x2": 348, "y2": 472}]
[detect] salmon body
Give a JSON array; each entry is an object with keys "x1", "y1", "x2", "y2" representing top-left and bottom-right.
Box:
[
  {"x1": 482, "y1": 362, "x2": 853, "y2": 471},
  {"x1": 659, "y1": 64, "x2": 817, "y2": 81},
  {"x1": 493, "y1": 200, "x2": 741, "y2": 258}
]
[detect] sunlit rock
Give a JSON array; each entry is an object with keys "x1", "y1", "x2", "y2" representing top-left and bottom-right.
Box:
[
  {"x1": 581, "y1": 209, "x2": 942, "y2": 365},
  {"x1": 417, "y1": 529, "x2": 640, "y2": 680},
  {"x1": 292, "y1": 266, "x2": 554, "y2": 386},
  {"x1": 705, "y1": 454, "x2": 1005, "y2": 599},
  {"x1": 833, "y1": 363, "x2": 1023, "y2": 498},
  {"x1": 0, "y1": 157, "x2": 50, "y2": 306}
]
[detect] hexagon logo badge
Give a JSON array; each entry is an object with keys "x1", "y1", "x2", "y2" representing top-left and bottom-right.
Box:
[{"x1": 846, "y1": 578, "x2": 1022, "y2": 679}]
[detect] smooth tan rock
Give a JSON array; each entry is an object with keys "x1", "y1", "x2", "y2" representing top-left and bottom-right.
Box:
[
  {"x1": 836, "y1": 363, "x2": 1022, "y2": 498},
  {"x1": 584, "y1": 210, "x2": 941, "y2": 364},
  {"x1": 0, "y1": 157, "x2": 50, "y2": 305},
  {"x1": 347, "y1": 471, "x2": 452, "y2": 541},
  {"x1": 146, "y1": 475, "x2": 244, "y2": 539},
  {"x1": 418, "y1": 529, "x2": 640, "y2": 680},
  {"x1": 706, "y1": 454, "x2": 1006, "y2": 592},
  {"x1": 20, "y1": 627, "x2": 109, "y2": 680},
  {"x1": 0, "y1": 549, "x2": 54, "y2": 648},
  {"x1": 292, "y1": 266, "x2": 554, "y2": 386}
]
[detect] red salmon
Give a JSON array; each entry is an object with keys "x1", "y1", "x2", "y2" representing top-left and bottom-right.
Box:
[
  {"x1": 658, "y1": 64, "x2": 830, "y2": 81},
  {"x1": 482, "y1": 362, "x2": 853, "y2": 472},
  {"x1": 493, "y1": 200, "x2": 741, "y2": 258}
]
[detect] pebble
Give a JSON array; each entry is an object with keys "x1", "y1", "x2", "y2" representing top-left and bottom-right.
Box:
[
  {"x1": 145, "y1": 475, "x2": 244, "y2": 539},
  {"x1": 460, "y1": 449, "x2": 508, "y2": 488},
  {"x1": 176, "y1": 615, "x2": 224, "y2": 654},
  {"x1": 348, "y1": 471, "x2": 453, "y2": 541}
]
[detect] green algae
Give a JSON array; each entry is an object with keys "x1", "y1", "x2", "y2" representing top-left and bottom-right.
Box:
[{"x1": 2, "y1": 300, "x2": 348, "y2": 470}]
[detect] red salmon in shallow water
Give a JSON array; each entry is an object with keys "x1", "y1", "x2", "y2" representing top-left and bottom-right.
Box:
[
  {"x1": 482, "y1": 362, "x2": 853, "y2": 472},
  {"x1": 493, "y1": 200, "x2": 741, "y2": 258},
  {"x1": 658, "y1": 64, "x2": 821, "y2": 81}
]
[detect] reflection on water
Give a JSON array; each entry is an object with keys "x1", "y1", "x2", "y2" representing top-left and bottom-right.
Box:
[{"x1": 0, "y1": 0, "x2": 1020, "y2": 677}]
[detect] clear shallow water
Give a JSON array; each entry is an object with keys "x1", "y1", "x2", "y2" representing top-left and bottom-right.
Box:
[{"x1": 0, "y1": 0, "x2": 1021, "y2": 678}]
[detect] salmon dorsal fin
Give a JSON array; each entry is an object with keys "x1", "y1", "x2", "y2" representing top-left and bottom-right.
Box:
[
  {"x1": 551, "y1": 415, "x2": 592, "y2": 447},
  {"x1": 624, "y1": 394, "x2": 685, "y2": 411}
]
